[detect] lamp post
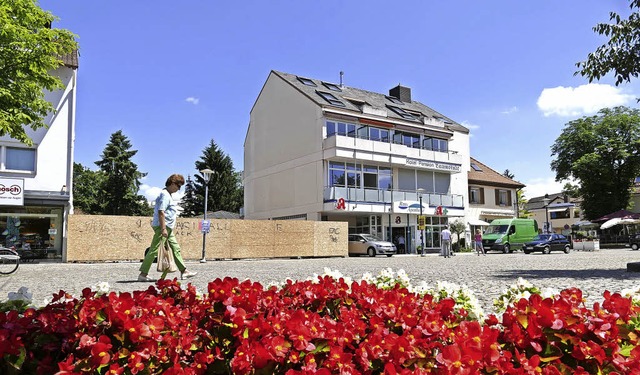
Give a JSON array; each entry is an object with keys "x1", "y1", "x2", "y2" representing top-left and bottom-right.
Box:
[
  {"x1": 200, "y1": 168, "x2": 214, "y2": 263},
  {"x1": 417, "y1": 188, "x2": 425, "y2": 256},
  {"x1": 543, "y1": 193, "x2": 550, "y2": 234}
]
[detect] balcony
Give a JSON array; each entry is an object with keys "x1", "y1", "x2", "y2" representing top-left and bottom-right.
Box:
[
  {"x1": 324, "y1": 186, "x2": 464, "y2": 209},
  {"x1": 323, "y1": 135, "x2": 463, "y2": 169}
]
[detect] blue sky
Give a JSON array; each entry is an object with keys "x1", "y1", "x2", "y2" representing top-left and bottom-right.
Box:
[{"x1": 41, "y1": 0, "x2": 640, "y2": 202}]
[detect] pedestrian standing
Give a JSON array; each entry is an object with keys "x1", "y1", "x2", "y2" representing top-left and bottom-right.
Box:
[
  {"x1": 475, "y1": 229, "x2": 485, "y2": 256},
  {"x1": 138, "y1": 174, "x2": 197, "y2": 281},
  {"x1": 397, "y1": 234, "x2": 405, "y2": 254},
  {"x1": 441, "y1": 225, "x2": 452, "y2": 258}
]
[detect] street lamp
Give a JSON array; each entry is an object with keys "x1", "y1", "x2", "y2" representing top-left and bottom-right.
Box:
[
  {"x1": 200, "y1": 168, "x2": 214, "y2": 263},
  {"x1": 417, "y1": 188, "x2": 425, "y2": 256},
  {"x1": 543, "y1": 193, "x2": 550, "y2": 234}
]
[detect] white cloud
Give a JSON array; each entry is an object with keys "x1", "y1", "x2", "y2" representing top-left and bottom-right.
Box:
[
  {"x1": 140, "y1": 184, "x2": 162, "y2": 203},
  {"x1": 501, "y1": 106, "x2": 518, "y2": 115},
  {"x1": 140, "y1": 184, "x2": 184, "y2": 206},
  {"x1": 185, "y1": 97, "x2": 200, "y2": 105},
  {"x1": 537, "y1": 83, "x2": 634, "y2": 117},
  {"x1": 461, "y1": 120, "x2": 480, "y2": 130},
  {"x1": 521, "y1": 176, "x2": 566, "y2": 200}
]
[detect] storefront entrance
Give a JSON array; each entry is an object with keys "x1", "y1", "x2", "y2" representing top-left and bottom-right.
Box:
[{"x1": 0, "y1": 207, "x2": 63, "y2": 259}]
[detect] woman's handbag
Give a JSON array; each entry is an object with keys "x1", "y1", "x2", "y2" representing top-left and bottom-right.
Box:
[{"x1": 157, "y1": 240, "x2": 178, "y2": 273}]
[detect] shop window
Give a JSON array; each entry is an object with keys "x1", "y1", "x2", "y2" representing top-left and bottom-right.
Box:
[{"x1": 0, "y1": 208, "x2": 62, "y2": 258}]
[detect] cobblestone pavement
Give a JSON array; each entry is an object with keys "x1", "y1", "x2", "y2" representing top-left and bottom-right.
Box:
[{"x1": 2, "y1": 248, "x2": 640, "y2": 315}]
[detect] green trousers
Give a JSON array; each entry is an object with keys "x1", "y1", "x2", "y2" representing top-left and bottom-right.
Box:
[{"x1": 139, "y1": 226, "x2": 186, "y2": 275}]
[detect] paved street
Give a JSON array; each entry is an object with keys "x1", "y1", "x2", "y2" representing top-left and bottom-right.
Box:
[{"x1": 2, "y1": 248, "x2": 640, "y2": 315}]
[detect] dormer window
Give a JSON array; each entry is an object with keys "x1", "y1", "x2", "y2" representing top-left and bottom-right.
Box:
[
  {"x1": 316, "y1": 91, "x2": 345, "y2": 107},
  {"x1": 297, "y1": 76, "x2": 317, "y2": 87},
  {"x1": 322, "y1": 81, "x2": 342, "y2": 92}
]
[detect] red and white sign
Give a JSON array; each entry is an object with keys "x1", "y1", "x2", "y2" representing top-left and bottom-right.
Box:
[{"x1": 0, "y1": 178, "x2": 23, "y2": 206}]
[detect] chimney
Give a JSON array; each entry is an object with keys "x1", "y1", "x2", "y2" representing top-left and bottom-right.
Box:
[{"x1": 389, "y1": 84, "x2": 411, "y2": 103}]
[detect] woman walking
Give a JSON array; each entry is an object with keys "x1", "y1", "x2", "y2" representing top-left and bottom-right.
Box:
[{"x1": 475, "y1": 229, "x2": 485, "y2": 256}]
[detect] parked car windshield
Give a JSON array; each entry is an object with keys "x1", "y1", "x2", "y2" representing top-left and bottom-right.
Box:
[
  {"x1": 532, "y1": 234, "x2": 552, "y2": 241},
  {"x1": 361, "y1": 234, "x2": 382, "y2": 242},
  {"x1": 485, "y1": 225, "x2": 508, "y2": 234}
]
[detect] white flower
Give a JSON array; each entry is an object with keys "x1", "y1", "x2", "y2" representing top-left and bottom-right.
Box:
[
  {"x1": 8, "y1": 286, "x2": 32, "y2": 303},
  {"x1": 92, "y1": 282, "x2": 110, "y2": 295}
]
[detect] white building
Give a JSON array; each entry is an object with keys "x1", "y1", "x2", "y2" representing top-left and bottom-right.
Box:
[
  {"x1": 244, "y1": 71, "x2": 470, "y2": 253},
  {"x1": 0, "y1": 52, "x2": 78, "y2": 259}
]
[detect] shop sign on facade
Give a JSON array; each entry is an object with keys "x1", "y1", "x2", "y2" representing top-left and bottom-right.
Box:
[
  {"x1": 405, "y1": 158, "x2": 461, "y2": 172},
  {"x1": 395, "y1": 201, "x2": 426, "y2": 214},
  {"x1": 0, "y1": 178, "x2": 24, "y2": 206}
]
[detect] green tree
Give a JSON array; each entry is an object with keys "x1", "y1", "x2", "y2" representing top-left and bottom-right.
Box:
[
  {"x1": 95, "y1": 130, "x2": 151, "y2": 216},
  {"x1": 72, "y1": 162, "x2": 106, "y2": 214},
  {"x1": 179, "y1": 175, "x2": 199, "y2": 217},
  {"x1": 575, "y1": 0, "x2": 640, "y2": 86},
  {"x1": 0, "y1": 0, "x2": 78, "y2": 145},
  {"x1": 193, "y1": 139, "x2": 243, "y2": 214},
  {"x1": 551, "y1": 107, "x2": 640, "y2": 220},
  {"x1": 449, "y1": 219, "x2": 467, "y2": 251},
  {"x1": 516, "y1": 190, "x2": 531, "y2": 218}
]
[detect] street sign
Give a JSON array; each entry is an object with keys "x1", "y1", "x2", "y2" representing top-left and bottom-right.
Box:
[
  {"x1": 418, "y1": 215, "x2": 426, "y2": 230},
  {"x1": 199, "y1": 220, "x2": 211, "y2": 234}
]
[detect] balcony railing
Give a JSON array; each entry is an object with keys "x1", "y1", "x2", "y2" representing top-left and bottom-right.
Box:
[
  {"x1": 324, "y1": 135, "x2": 462, "y2": 164},
  {"x1": 324, "y1": 186, "x2": 464, "y2": 208}
]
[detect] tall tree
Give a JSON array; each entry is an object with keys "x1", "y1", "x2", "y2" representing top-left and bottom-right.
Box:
[
  {"x1": 72, "y1": 162, "x2": 106, "y2": 214},
  {"x1": 502, "y1": 169, "x2": 515, "y2": 180},
  {"x1": 193, "y1": 139, "x2": 243, "y2": 214},
  {"x1": 179, "y1": 175, "x2": 199, "y2": 217},
  {"x1": 575, "y1": 0, "x2": 640, "y2": 86},
  {"x1": 0, "y1": 0, "x2": 78, "y2": 145},
  {"x1": 551, "y1": 106, "x2": 640, "y2": 220},
  {"x1": 95, "y1": 130, "x2": 151, "y2": 216}
]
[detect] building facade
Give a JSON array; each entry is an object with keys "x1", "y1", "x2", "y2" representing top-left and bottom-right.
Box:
[
  {"x1": 465, "y1": 157, "x2": 525, "y2": 241},
  {"x1": 527, "y1": 193, "x2": 582, "y2": 236},
  {"x1": 244, "y1": 71, "x2": 470, "y2": 253},
  {"x1": 0, "y1": 52, "x2": 78, "y2": 259}
]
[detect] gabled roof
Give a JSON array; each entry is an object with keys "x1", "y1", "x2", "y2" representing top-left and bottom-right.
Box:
[
  {"x1": 526, "y1": 192, "x2": 580, "y2": 210},
  {"x1": 468, "y1": 157, "x2": 525, "y2": 189},
  {"x1": 271, "y1": 70, "x2": 468, "y2": 134}
]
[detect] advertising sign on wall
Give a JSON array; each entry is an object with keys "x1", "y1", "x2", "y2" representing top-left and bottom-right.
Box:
[{"x1": 0, "y1": 178, "x2": 24, "y2": 206}]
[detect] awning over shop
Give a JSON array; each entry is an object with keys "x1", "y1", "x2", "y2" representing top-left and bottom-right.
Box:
[
  {"x1": 548, "y1": 207, "x2": 568, "y2": 213},
  {"x1": 468, "y1": 218, "x2": 490, "y2": 226}
]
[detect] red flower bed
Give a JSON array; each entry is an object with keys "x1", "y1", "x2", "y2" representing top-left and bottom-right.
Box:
[{"x1": 1, "y1": 277, "x2": 639, "y2": 374}]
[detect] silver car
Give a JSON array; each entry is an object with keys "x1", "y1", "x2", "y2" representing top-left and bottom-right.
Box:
[{"x1": 348, "y1": 234, "x2": 396, "y2": 257}]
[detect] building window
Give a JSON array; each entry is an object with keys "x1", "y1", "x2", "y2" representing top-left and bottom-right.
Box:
[
  {"x1": 393, "y1": 131, "x2": 421, "y2": 148},
  {"x1": 368, "y1": 127, "x2": 390, "y2": 142},
  {"x1": 469, "y1": 187, "x2": 484, "y2": 204},
  {"x1": 329, "y1": 162, "x2": 361, "y2": 188},
  {"x1": 551, "y1": 209, "x2": 570, "y2": 219},
  {"x1": 495, "y1": 189, "x2": 511, "y2": 206},
  {"x1": 424, "y1": 137, "x2": 448, "y2": 152},
  {"x1": 326, "y1": 121, "x2": 356, "y2": 138},
  {"x1": 5, "y1": 147, "x2": 36, "y2": 172},
  {"x1": 316, "y1": 91, "x2": 345, "y2": 107}
]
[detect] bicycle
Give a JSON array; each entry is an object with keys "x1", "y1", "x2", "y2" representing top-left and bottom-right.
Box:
[{"x1": 0, "y1": 247, "x2": 20, "y2": 275}]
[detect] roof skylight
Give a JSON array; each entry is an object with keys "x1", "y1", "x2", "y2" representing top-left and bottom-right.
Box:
[
  {"x1": 322, "y1": 81, "x2": 342, "y2": 92},
  {"x1": 297, "y1": 76, "x2": 317, "y2": 87},
  {"x1": 316, "y1": 91, "x2": 346, "y2": 107},
  {"x1": 471, "y1": 163, "x2": 483, "y2": 171},
  {"x1": 387, "y1": 105, "x2": 418, "y2": 120},
  {"x1": 386, "y1": 95, "x2": 403, "y2": 105}
]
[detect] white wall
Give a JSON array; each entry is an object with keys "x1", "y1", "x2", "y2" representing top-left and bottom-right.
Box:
[
  {"x1": 244, "y1": 73, "x2": 324, "y2": 219},
  {"x1": 0, "y1": 66, "x2": 76, "y2": 193}
]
